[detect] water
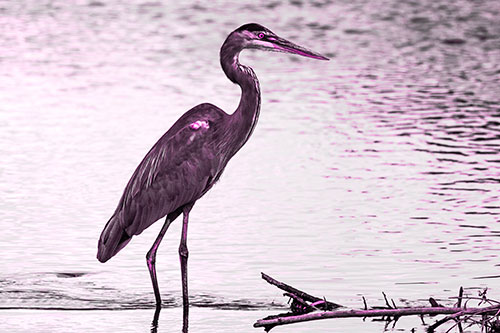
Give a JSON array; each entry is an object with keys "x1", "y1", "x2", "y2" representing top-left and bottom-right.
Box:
[{"x1": 1, "y1": 0, "x2": 499, "y2": 332}]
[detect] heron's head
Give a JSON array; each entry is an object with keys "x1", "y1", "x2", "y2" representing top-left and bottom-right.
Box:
[{"x1": 233, "y1": 23, "x2": 329, "y2": 61}]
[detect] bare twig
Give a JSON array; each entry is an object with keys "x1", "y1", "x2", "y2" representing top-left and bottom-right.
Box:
[
  {"x1": 429, "y1": 297, "x2": 442, "y2": 307},
  {"x1": 451, "y1": 296, "x2": 500, "y2": 305},
  {"x1": 427, "y1": 305, "x2": 500, "y2": 332},
  {"x1": 260, "y1": 272, "x2": 341, "y2": 310},
  {"x1": 382, "y1": 292, "x2": 392, "y2": 309},
  {"x1": 457, "y1": 287, "x2": 463, "y2": 308}
]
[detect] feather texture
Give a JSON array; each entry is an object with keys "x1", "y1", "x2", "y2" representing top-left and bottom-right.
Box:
[{"x1": 97, "y1": 103, "x2": 231, "y2": 262}]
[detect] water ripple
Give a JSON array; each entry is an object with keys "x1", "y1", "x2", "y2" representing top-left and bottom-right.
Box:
[{"x1": 0, "y1": 273, "x2": 282, "y2": 311}]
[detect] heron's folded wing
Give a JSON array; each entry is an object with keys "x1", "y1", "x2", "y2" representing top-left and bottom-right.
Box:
[{"x1": 116, "y1": 116, "x2": 224, "y2": 236}]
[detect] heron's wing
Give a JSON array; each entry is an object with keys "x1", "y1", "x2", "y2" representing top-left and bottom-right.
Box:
[{"x1": 116, "y1": 106, "x2": 227, "y2": 236}]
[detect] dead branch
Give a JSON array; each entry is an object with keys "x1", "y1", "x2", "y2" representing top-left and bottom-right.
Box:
[
  {"x1": 254, "y1": 306, "x2": 500, "y2": 330},
  {"x1": 260, "y1": 272, "x2": 341, "y2": 311},
  {"x1": 254, "y1": 272, "x2": 500, "y2": 332}
]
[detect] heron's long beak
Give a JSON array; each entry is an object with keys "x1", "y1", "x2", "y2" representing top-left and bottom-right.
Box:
[{"x1": 270, "y1": 36, "x2": 329, "y2": 61}]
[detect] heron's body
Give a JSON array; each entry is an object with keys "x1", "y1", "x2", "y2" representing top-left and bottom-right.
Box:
[
  {"x1": 97, "y1": 31, "x2": 264, "y2": 261},
  {"x1": 97, "y1": 23, "x2": 327, "y2": 329},
  {"x1": 98, "y1": 104, "x2": 230, "y2": 261}
]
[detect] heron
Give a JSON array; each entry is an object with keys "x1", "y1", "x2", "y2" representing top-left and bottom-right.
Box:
[{"x1": 97, "y1": 22, "x2": 328, "y2": 324}]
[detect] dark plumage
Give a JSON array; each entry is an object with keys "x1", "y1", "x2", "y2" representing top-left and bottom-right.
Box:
[
  {"x1": 96, "y1": 23, "x2": 328, "y2": 326},
  {"x1": 235, "y1": 23, "x2": 270, "y2": 33},
  {"x1": 97, "y1": 104, "x2": 228, "y2": 262}
]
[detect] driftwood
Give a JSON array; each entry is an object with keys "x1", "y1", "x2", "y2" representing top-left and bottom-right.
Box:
[
  {"x1": 260, "y1": 272, "x2": 342, "y2": 312},
  {"x1": 254, "y1": 273, "x2": 500, "y2": 332}
]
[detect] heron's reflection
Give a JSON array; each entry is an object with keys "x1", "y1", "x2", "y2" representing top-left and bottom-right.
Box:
[
  {"x1": 150, "y1": 306, "x2": 189, "y2": 333},
  {"x1": 150, "y1": 307, "x2": 160, "y2": 333}
]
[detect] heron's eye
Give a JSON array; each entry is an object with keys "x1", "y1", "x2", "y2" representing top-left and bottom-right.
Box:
[{"x1": 258, "y1": 33, "x2": 264, "y2": 39}]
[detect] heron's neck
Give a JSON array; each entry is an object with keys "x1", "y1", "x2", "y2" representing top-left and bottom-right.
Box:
[{"x1": 220, "y1": 43, "x2": 261, "y2": 151}]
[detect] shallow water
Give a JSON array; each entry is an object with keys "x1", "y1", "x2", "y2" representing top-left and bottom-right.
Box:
[{"x1": 1, "y1": 0, "x2": 499, "y2": 332}]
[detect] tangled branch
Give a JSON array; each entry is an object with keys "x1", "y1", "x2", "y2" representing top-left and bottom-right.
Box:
[{"x1": 253, "y1": 273, "x2": 500, "y2": 332}]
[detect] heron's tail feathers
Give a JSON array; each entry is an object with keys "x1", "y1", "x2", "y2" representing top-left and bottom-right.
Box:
[{"x1": 97, "y1": 213, "x2": 132, "y2": 263}]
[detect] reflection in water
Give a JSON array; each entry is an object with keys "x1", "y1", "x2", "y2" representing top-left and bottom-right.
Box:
[
  {"x1": 151, "y1": 307, "x2": 160, "y2": 333},
  {"x1": 0, "y1": 272, "x2": 283, "y2": 311}
]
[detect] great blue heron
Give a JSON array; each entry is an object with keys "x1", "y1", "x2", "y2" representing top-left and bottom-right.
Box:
[{"x1": 97, "y1": 22, "x2": 328, "y2": 323}]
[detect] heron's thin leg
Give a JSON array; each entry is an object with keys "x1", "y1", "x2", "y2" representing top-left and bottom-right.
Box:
[
  {"x1": 179, "y1": 203, "x2": 193, "y2": 332},
  {"x1": 146, "y1": 216, "x2": 174, "y2": 309}
]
